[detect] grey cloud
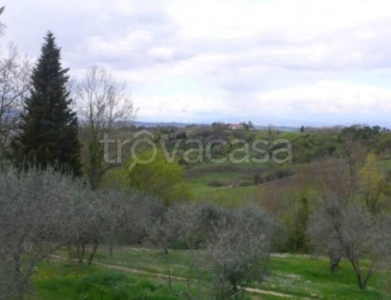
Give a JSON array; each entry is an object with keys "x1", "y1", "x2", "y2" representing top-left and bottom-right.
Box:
[{"x1": 3, "y1": 0, "x2": 391, "y2": 106}]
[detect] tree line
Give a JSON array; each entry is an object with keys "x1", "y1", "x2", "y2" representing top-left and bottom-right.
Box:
[{"x1": 0, "y1": 167, "x2": 284, "y2": 299}]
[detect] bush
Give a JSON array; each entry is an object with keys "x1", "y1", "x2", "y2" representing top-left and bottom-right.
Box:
[
  {"x1": 254, "y1": 174, "x2": 263, "y2": 185},
  {"x1": 263, "y1": 168, "x2": 293, "y2": 182},
  {"x1": 238, "y1": 180, "x2": 253, "y2": 187},
  {"x1": 207, "y1": 180, "x2": 225, "y2": 187},
  {"x1": 116, "y1": 148, "x2": 191, "y2": 204}
]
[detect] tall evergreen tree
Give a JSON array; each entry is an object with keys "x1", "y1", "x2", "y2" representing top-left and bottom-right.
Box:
[{"x1": 12, "y1": 31, "x2": 82, "y2": 176}]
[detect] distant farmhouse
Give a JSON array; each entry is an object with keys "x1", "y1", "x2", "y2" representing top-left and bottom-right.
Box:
[{"x1": 228, "y1": 123, "x2": 245, "y2": 130}]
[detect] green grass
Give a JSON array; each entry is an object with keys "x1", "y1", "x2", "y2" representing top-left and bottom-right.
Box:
[
  {"x1": 184, "y1": 160, "x2": 272, "y2": 203},
  {"x1": 186, "y1": 157, "x2": 391, "y2": 210},
  {"x1": 51, "y1": 247, "x2": 390, "y2": 299},
  {"x1": 92, "y1": 247, "x2": 194, "y2": 278},
  {"x1": 184, "y1": 158, "x2": 300, "y2": 203},
  {"x1": 379, "y1": 158, "x2": 391, "y2": 172},
  {"x1": 257, "y1": 255, "x2": 388, "y2": 299},
  {"x1": 33, "y1": 262, "x2": 182, "y2": 300}
]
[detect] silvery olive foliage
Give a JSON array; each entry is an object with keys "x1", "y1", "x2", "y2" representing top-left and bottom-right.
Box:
[
  {"x1": 147, "y1": 202, "x2": 281, "y2": 300},
  {"x1": 203, "y1": 204, "x2": 275, "y2": 300},
  {"x1": 0, "y1": 166, "x2": 283, "y2": 300},
  {"x1": 0, "y1": 168, "x2": 164, "y2": 299},
  {"x1": 0, "y1": 169, "x2": 87, "y2": 299},
  {"x1": 308, "y1": 196, "x2": 391, "y2": 290}
]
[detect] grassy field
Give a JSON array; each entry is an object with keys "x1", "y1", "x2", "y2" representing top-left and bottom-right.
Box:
[
  {"x1": 32, "y1": 262, "x2": 182, "y2": 300},
  {"x1": 262, "y1": 255, "x2": 388, "y2": 299},
  {"x1": 184, "y1": 159, "x2": 290, "y2": 204},
  {"x1": 185, "y1": 158, "x2": 391, "y2": 207},
  {"x1": 33, "y1": 247, "x2": 390, "y2": 299}
]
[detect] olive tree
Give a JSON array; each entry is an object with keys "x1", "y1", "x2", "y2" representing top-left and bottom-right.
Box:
[
  {"x1": 0, "y1": 167, "x2": 168, "y2": 299},
  {"x1": 66, "y1": 188, "x2": 165, "y2": 264},
  {"x1": 164, "y1": 202, "x2": 233, "y2": 249},
  {"x1": 308, "y1": 198, "x2": 391, "y2": 289},
  {"x1": 204, "y1": 204, "x2": 275, "y2": 299},
  {"x1": 146, "y1": 202, "x2": 281, "y2": 299},
  {"x1": 0, "y1": 168, "x2": 87, "y2": 299},
  {"x1": 307, "y1": 195, "x2": 346, "y2": 273},
  {"x1": 102, "y1": 192, "x2": 165, "y2": 257}
]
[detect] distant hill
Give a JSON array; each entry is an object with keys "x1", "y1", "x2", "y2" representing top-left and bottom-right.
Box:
[
  {"x1": 254, "y1": 125, "x2": 300, "y2": 132},
  {"x1": 134, "y1": 121, "x2": 204, "y2": 128},
  {"x1": 134, "y1": 121, "x2": 300, "y2": 132}
]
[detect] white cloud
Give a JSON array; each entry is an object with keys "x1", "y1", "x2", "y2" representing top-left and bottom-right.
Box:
[
  {"x1": 135, "y1": 94, "x2": 231, "y2": 122},
  {"x1": 256, "y1": 81, "x2": 391, "y2": 115},
  {"x1": 135, "y1": 80, "x2": 391, "y2": 125},
  {"x1": 167, "y1": 0, "x2": 391, "y2": 40},
  {"x1": 3, "y1": 0, "x2": 391, "y2": 125}
]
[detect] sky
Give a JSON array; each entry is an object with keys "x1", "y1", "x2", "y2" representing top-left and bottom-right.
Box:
[{"x1": 2, "y1": 0, "x2": 391, "y2": 127}]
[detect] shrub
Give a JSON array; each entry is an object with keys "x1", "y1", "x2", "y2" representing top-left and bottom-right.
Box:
[
  {"x1": 263, "y1": 168, "x2": 293, "y2": 182},
  {"x1": 238, "y1": 180, "x2": 253, "y2": 187},
  {"x1": 207, "y1": 180, "x2": 225, "y2": 187}
]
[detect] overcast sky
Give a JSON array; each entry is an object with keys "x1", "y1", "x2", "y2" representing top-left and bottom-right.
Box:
[{"x1": 2, "y1": 0, "x2": 391, "y2": 127}]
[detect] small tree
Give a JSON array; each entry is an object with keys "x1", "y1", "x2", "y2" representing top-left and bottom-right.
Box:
[
  {"x1": 204, "y1": 205, "x2": 272, "y2": 299},
  {"x1": 358, "y1": 152, "x2": 385, "y2": 213},
  {"x1": 0, "y1": 45, "x2": 31, "y2": 163},
  {"x1": 118, "y1": 148, "x2": 190, "y2": 204},
  {"x1": 307, "y1": 195, "x2": 346, "y2": 273},
  {"x1": 308, "y1": 198, "x2": 391, "y2": 289},
  {"x1": 0, "y1": 168, "x2": 87, "y2": 299},
  {"x1": 76, "y1": 65, "x2": 135, "y2": 189},
  {"x1": 144, "y1": 206, "x2": 176, "y2": 291},
  {"x1": 286, "y1": 195, "x2": 310, "y2": 253}
]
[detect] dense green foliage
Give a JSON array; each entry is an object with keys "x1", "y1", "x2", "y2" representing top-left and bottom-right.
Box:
[
  {"x1": 108, "y1": 148, "x2": 191, "y2": 204},
  {"x1": 12, "y1": 32, "x2": 81, "y2": 176}
]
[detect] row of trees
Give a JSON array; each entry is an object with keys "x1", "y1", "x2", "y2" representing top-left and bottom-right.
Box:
[
  {"x1": 2, "y1": 158, "x2": 390, "y2": 298},
  {"x1": 0, "y1": 168, "x2": 158, "y2": 299},
  {"x1": 0, "y1": 168, "x2": 280, "y2": 300}
]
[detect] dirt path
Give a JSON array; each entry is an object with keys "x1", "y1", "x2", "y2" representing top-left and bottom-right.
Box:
[
  {"x1": 96, "y1": 261, "x2": 295, "y2": 298},
  {"x1": 51, "y1": 255, "x2": 300, "y2": 298}
]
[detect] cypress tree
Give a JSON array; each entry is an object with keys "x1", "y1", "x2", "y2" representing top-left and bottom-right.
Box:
[{"x1": 12, "y1": 31, "x2": 82, "y2": 176}]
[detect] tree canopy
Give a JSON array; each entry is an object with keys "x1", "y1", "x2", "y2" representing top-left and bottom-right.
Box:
[{"x1": 12, "y1": 31, "x2": 81, "y2": 176}]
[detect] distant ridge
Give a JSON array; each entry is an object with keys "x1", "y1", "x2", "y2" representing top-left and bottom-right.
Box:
[
  {"x1": 134, "y1": 121, "x2": 201, "y2": 128},
  {"x1": 134, "y1": 121, "x2": 300, "y2": 132}
]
